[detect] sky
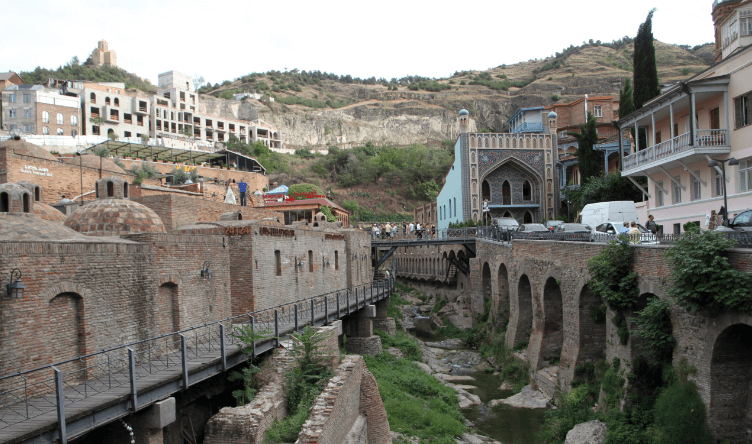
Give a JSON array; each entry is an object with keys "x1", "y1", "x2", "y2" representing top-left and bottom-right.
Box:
[{"x1": 2, "y1": 0, "x2": 717, "y2": 86}]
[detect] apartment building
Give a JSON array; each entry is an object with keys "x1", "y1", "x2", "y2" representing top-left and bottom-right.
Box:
[
  {"x1": 713, "y1": 0, "x2": 752, "y2": 61},
  {"x1": 0, "y1": 72, "x2": 23, "y2": 93},
  {"x1": 1, "y1": 85, "x2": 80, "y2": 136},
  {"x1": 617, "y1": 41, "x2": 752, "y2": 233},
  {"x1": 80, "y1": 82, "x2": 151, "y2": 139}
]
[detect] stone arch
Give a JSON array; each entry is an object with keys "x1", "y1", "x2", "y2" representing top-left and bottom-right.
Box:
[
  {"x1": 708, "y1": 323, "x2": 752, "y2": 440},
  {"x1": 510, "y1": 273, "x2": 534, "y2": 349},
  {"x1": 577, "y1": 284, "x2": 606, "y2": 364},
  {"x1": 49, "y1": 292, "x2": 85, "y2": 374},
  {"x1": 538, "y1": 277, "x2": 564, "y2": 367},
  {"x1": 158, "y1": 282, "x2": 179, "y2": 335},
  {"x1": 481, "y1": 262, "x2": 492, "y2": 311},
  {"x1": 497, "y1": 263, "x2": 509, "y2": 326}
]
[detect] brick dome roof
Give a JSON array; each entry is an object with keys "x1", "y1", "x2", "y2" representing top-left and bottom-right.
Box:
[
  {"x1": 64, "y1": 199, "x2": 166, "y2": 236},
  {"x1": 0, "y1": 139, "x2": 58, "y2": 161},
  {"x1": 0, "y1": 213, "x2": 91, "y2": 242},
  {"x1": 34, "y1": 203, "x2": 67, "y2": 222}
]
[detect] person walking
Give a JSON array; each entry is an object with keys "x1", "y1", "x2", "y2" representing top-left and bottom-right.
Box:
[
  {"x1": 373, "y1": 224, "x2": 380, "y2": 240},
  {"x1": 408, "y1": 222, "x2": 415, "y2": 237},
  {"x1": 391, "y1": 223, "x2": 397, "y2": 239},
  {"x1": 645, "y1": 215, "x2": 657, "y2": 234},
  {"x1": 416, "y1": 222, "x2": 422, "y2": 239},
  {"x1": 238, "y1": 179, "x2": 248, "y2": 206},
  {"x1": 431, "y1": 224, "x2": 436, "y2": 238},
  {"x1": 628, "y1": 221, "x2": 641, "y2": 244},
  {"x1": 402, "y1": 222, "x2": 407, "y2": 238},
  {"x1": 384, "y1": 222, "x2": 392, "y2": 239}
]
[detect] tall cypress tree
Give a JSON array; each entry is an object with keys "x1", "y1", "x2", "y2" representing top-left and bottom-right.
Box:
[
  {"x1": 619, "y1": 78, "x2": 635, "y2": 118},
  {"x1": 633, "y1": 9, "x2": 661, "y2": 110},
  {"x1": 568, "y1": 112, "x2": 601, "y2": 185}
]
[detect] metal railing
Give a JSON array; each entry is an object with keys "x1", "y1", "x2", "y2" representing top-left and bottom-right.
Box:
[
  {"x1": 371, "y1": 227, "x2": 478, "y2": 244},
  {"x1": 622, "y1": 130, "x2": 729, "y2": 171},
  {"x1": 0, "y1": 278, "x2": 394, "y2": 439}
]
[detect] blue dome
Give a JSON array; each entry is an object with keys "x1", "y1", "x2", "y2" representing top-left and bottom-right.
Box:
[
  {"x1": 459, "y1": 109, "x2": 469, "y2": 116},
  {"x1": 547, "y1": 111, "x2": 558, "y2": 119}
]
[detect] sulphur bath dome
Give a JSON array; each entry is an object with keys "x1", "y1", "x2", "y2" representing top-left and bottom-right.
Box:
[{"x1": 64, "y1": 177, "x2": 166, "y2": 236}]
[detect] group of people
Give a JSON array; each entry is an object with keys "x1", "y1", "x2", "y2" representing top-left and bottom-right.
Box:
[{"x1": 372, "y1": 222, "x2": 437, "y2": 239}]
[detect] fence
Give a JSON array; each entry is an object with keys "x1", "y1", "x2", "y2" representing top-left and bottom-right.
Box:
[{"x1": 0, "y1": 278, "x2": 394, "y2": 441}]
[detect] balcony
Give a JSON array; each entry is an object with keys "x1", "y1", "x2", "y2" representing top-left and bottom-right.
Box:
[
  {"x1": 132, "y1": 98, "x2": 149, "y2": 115},
  {"x1": 622, "y1": 130, "x2": 730, "y2": 174}
]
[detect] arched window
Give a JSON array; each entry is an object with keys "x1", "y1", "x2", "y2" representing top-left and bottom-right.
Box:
[
  {"x1": 524, "y1": 211, "x2": 533, "y2": 223},
  {"x1": 123, "y1": 183, "x2": 129, "y2": 198},
  {"x1": 503, "y1": 211, "x2": 512, "y2": 218},
  {"x1": 502, "y1": 181, "x2": 511, "y2": 205},
  {"x1": 43, "y1": 126, "x2": 49, "y2": 135},
  {"x1": 114, "y1": 98, "x2": 119, "y2": 106},
  {"x1": 107, "y1": 181, "x2": 114, "y2": 197},
  {"x1": 335, "y1": 251, "x2": 339, "y2": 270},
  {"x1": 0, "y1": 192, "x2": 8, "y2": 212},
  {"x1": 34, "y1": 187, "x2": 40, "y2": 202},
  {"x1": 71, "y1": 115, "x2": 78, "y2": 126},
  {"x1": 90, "y1": 92, "x2": 96, "y2": 103},
  {"x1": 107, "y1": 129, "x2": 116, "y2": 139},
  {"x1": 454, "y1": 198, "x2": 457, "y2": 218},
  {"x1": 105, "y1": 97, "x2": 111, "y2": 105},
  {"x1": 482, "y1": 180, "x2": 491, "y2": 201},
  {"x1": 57, "y1": 113, "x2": 63, "y2": 125},
  {"x1": 71, "y1": 129, "x2": 77, "y2": 137},
  {"x1": 42, "y1": 111, "x2": 49, "y2": 123},
  {"x1": 523, "y1": 181, "x2": 532, "y2": 201},
  {"x1": 57, "y1": 128, "x2": 64, "y2": 135},
  {"x1": 22, "y1": 193, "x2": 30, "y2": 213}
]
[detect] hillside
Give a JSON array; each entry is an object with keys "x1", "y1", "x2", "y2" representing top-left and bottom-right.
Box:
[
  {"x1": 20, "y1": 63, "x2": 156, "y2": 92},
  {"x1": 196, "y1": 40, "x2": 713, "y2": 148}
]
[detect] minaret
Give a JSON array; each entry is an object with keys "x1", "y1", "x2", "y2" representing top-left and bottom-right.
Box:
[
  {"x1": 459, "y1": 109, "x2": 469, "y2": 134},
  {"x1": 548, "y1": 110, "x2": 558, "y2": 136}
]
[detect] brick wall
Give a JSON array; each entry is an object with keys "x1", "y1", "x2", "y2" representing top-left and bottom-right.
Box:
[
  {"x1": 132, "y1": 193, "x2": 282, "y2": 231},
  {"x1": 35, "y1": 102, "x2": 80, "y2": 138},
  {"x1": 119, "y1": 159, "x2": 268, "y2": 193},
  {"x1": 359, "y1": 369, "x2": 391, "y2": 444}
]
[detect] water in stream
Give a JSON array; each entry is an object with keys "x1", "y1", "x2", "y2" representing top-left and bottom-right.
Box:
[{"x1": 461, "y1": 371, "x2": 545, "y2": 444}]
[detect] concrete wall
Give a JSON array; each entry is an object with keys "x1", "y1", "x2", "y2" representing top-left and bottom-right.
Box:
[{"x1": 437, "y1": 137, "x2": 464, "y2": 230}]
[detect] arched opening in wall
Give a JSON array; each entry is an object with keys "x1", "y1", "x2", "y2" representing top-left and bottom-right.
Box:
[
  {"x1": 107, "y1": 129, "x2": 115, "y2": 140},
  {"x1": 22, "y1": 193, "x2": 30, "y2": 213},
  {"x1": 540, "y1": 277, "x2": 564, "y2": 366},
  {"x1": 523, "y1": 181, "x2": 532, "y2": 201},
  {"x1": 123, "y1": 183, "x2": 128, "y2": 198},
  {"x1": 34, "y1": 187, "x2": 40, "y2": 202},
  {"x1": 497, "y1": 264, "x2": 509, "y2": 327},
  {"x1": 515, "y1": 275, "x2": 533, "y2": 347},
  {"x1": 576, "y1": 284, "x2": 606, "y2": 364},
  {"x1": 0, "y1": 192, "x2": 8, "y2": 212},
  {"x1": 49, "y1": 293, "x2": 84, "y2": 374},
  {"x1": 502, "y1": 180, "x2": 511, "y2": 205},
  {"x1": 105, "y1": 97, "x2": 111, "y2": 105},
  {"x1": 158, "y1": 283, "x2": 179, "y2": 335},
  {"x1": 482, "y1": 180, "x2": 491, "y2": 202},
  {"x1": 308, "y1": 250, "x2": 313, "y2": 272},
  {"x1": 114, "y1": 98, "x2": 120, "y2": 106},
  {"x1": 709, "y1": 323, "x2": 752, "y2": 440},
  {"x1": 503, "y1": 211, "x2": 512, "y2": 218},
  {"x1": 90, "y1": 92, "x2": 96, "y2": 103},
  {"x1": 524, "y1": 211, "x2": 533, "y2": 224},
  {"x1": 107, "y1": 181, "x2": 114, "y2": 197},
  {"x1": 482, "y1": 262, "x2": 492, "y2": 312}
]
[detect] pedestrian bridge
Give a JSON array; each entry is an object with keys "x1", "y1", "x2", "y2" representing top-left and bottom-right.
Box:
[{"x1": 0, "y1": 280, "x2": 394, "y2": 444}]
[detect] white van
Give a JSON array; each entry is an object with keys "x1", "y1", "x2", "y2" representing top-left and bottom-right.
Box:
[{"x1": 579, "y1": 201, "x2": 640, "y2": 229}]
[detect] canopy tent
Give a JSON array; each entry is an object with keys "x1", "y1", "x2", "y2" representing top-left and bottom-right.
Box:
[{"x1": 265, "y1": 185, "x2": 289, "y2": 195}]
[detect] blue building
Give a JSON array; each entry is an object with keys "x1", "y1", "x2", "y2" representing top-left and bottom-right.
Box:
[{"x1": 436, "y1": 110, "x2": 560, "y2": 229}]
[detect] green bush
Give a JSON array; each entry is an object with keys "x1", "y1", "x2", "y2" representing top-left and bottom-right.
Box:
[
  {"x1": 652, "y1": 381, "x2": 712, "y2": 444},
  {"x1": 374, "y1": 330, "x2": 422, "y2": 361},
  {"x1": 587, "y1": 240, "x2": 640, "y2": 311},
  {"x1": 634, "y1": 297, "x2": 674, "y2": 361},
  {"x1": 540, "y1": 385, "x2": 598, "y2": 444},
  {"x1": 364, "y1": 352, "x2": 465, "y2": 441}
]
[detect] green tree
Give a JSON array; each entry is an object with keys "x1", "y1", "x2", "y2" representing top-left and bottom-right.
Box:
[
  {"x1": 579, "y1": 172, "x2": 644, "y2": 208},
  {"x1": 288, "y1": 183, "x2": 325, "y2": 199},
  {"x1": 567, "y1": 112, "x2": 601, "y2": 184},
  {"x1": 633, "y1": 9, "x2": 661, "y2": 110},
  {"x1": 619, "y1": 78, "x2": 635, "y2": 118}
]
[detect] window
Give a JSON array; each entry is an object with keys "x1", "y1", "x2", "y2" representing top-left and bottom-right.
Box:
[
  {"x1": 335, "y1": 251, "x2": 339, "y2": 270},
  {"x1": 71, "y1": 115, "x2": 77, "y2": 126},
  {"x1": 308, "y1": 250, "x2": 313, "y2": 272},
  {"x1": 90, "y1": 93, "x2": 96, "y2": 103},
  {"x1": 453, "y1": 198, "x2": 457, "y2": 218},
  {"x1": 71, "y1": 129, "x2": 77, "y2": 137},
  {"x1": 723, "y1": 18, "x2": 739, "y2": 48},
  {"x1": 124, "y1": 131, "x2": 131, "y2": 137},
  {"x1": 741, "y1": 9, "x2": 752, "y2": 36},
  {"x1": 522, "y1": 180, "x2": 531, "y2": 200},
  {"x1": 740, "y1": 159, "x2": 752, "y2": 192},
  {"x1": 735, "y1": 91, "x2": 752, "y2": 129},
  {"x1": 57, "y1": 113, "x2": 63, "y2": 125},
  {"x1": 23, "y1": 108, "x2": 31, "y2": 118},
  {"x1": 593, "y1": 105, "x2": 602, "y2": 118},
  {"x1": 42, "y1": 111, "x2": 49, "y2": 123},
  {"x1": 43, "y1": 126, "x2": 49, "y2": 135},
  {"x1": 8, "y1": 94, "x2": 16, "y2": 103},
  {"x1": 8, "y1": 109, "x2": 16, "y2": 118},
  {"x1": 655, "y1": 181, "x2": 664, "y2": 207},
  {"x1": 23, "y1": 125, "x2": 31, "y2": 132},
  {"x1": 691, "y1": 171, "x2": 702, "y2": 201},
  {"x1": 275, "y1": 250, "x2": 281, "y2": 276},
  {"x1": 56, "y1": 128, "x2": 63, "y2": 135},
  {"x1": 105, "y1": 97, "x2": 110, "y2": 105},
  {"x1": 714, "y1": 168, "x2": 724, "y2": 197},
  {"x1": 672, "y1": 177, "x2": 682, "y2": 204},
  {"x1": 114, "y1": 98, "x2": 119, "y2": 106},
  {"x1": 23, "y1": 94, "x2": 30, "y2": 103}
]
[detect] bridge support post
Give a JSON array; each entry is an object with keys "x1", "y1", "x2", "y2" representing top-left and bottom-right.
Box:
[
  {"x1": 219, "y1": 324, "x2": 227, "y2": 372},
  {"x1": 274, "y1": 309, "x2": 279, "y2": 347},
  {"x1": 373, "y1": 295, "x2": 396, "y2": 336},
  {"x1": 128, "y1": 347, "x2": 139, "y2": 410},
  {"x1": 336, "y1": 292, "x2": 340, "y2": 318},
  {"x1": 53, "y1": 366, "x2": 67, "y2": 444},
  {"x1": 130, "y1": 397, "x2": 176, "y2": 444},
  {"x1": 179, "y1": 336, "x2": 188, "y2": 390},
  {"x1": 344, "y1": 304, "x2": 382, "y2": 356},
  {"x1": 325, "y1": 296, "x2": 329, "y2": 324},
  {"x1": 294, "y1": 304, "x2": 299, "y2": 332}
]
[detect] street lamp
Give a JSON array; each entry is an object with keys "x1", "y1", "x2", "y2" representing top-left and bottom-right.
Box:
[
  {"x1": 707, "y1": 157, "x2": 739, "y2": 227},
  {"x1": 6, "y1": 268, "x2": 25, "y2": 299}
]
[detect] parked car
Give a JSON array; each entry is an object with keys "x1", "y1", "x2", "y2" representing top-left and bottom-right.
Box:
[
  {"x1": 552, "y1": 223, "x2": 594, "y2": 241},
  {"x1": 517, "y1": 224, "x2": 549, "y2": 239},
  {"x1": 592, "y1": 222, "x2": 659, "y2": 244},
  {"x1": 725, "y1": 209, "x2": 752, "y2": 232},
  {"x1": 544, "y1": 220, "x2": 564, "y2": 231},
  {"x1": 580, "y1": 201, "x2": 641, "y2": 229}
]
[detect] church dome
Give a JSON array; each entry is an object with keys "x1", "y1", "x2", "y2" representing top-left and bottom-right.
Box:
[
  {"x1": 64, "y1": 199, "x2": 166, "y2": 236},
  {"x1": 459, "y1": 109, "x2": 469, "y2": 116}
]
